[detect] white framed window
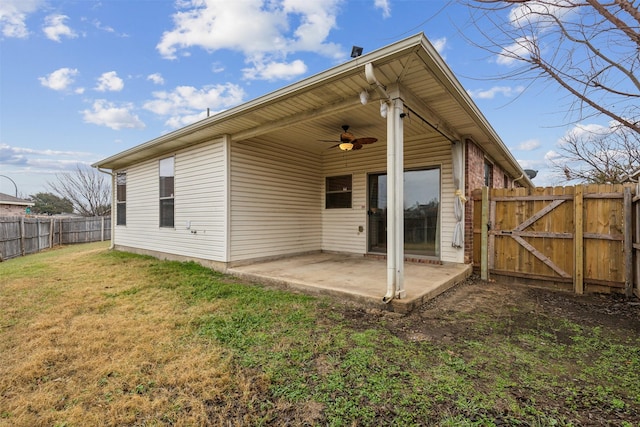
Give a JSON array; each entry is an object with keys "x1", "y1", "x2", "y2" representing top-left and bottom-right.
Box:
[
  {"x1": 159, "y1": 157, "x2": 174, "y2": 228},
  {"x1": 116, "y1": 172, "x2": 126, "y2": 226}
]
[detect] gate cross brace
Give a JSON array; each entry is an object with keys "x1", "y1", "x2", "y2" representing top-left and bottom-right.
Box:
[
  {"x1": 515, "y1": 199, "x2": 565, "y2": 231},
  {"x1": 508, "y1": 198, "x2": 571, "y2": 278},
  {"x1": 511, "y1": 235, "x2": 571, "y2": 278}
]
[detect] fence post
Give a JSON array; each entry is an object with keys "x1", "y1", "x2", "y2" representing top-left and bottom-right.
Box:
[
  {"x1": 481, "y1": 186, "x2": 489, "y2": 281},
  {"x1": 101, "y1": 217, "x2": 105, "y2": 242},
  {"x1": 635, "y1": 183, "x2": 640, "y2": 298},
  {"x1": 574, "y1": 185, "x2": 584, "y2": 294},
  {"x1": 19, "y1": 216, "x2": 25, "y2": 256},
  {"x1": 624, "y1": 187, "x2": 633, "y2": 298}
]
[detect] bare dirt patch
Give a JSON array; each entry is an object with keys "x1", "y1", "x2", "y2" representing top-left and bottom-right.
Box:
[
  {"x1": 391, "y1": 276, "x2": 640, "y2": 339},
  {"x1": 340, "y1": 275, "x2": 640, "y2": 340},
  {"x1": 338, "y1": 275, "x2": 640, "y2": 425}
]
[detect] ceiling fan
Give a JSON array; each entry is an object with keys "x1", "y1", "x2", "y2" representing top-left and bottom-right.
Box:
[{"x1": 321, "y1": 125, "x2": 377, "y2": 151}]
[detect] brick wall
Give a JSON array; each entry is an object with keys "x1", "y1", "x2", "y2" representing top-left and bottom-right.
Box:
[
  {"x1": 463, "y1": 138, "x2": 516, "y2": 263},
  {"x1": 0, "y1": 204, "x2": 29, "y2": 216},
  {"x1": 492, "y1": 163, "x2": 512, "y2": 189},
  {"x1": 464, "y1": 139, "x2": 483, "y2": 263}
]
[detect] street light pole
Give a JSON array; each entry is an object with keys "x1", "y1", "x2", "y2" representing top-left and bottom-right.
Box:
[{"x1": 0, "y1": 175, "x2": 18, "y2": 197}]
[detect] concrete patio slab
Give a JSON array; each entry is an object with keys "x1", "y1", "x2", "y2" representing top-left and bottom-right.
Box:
[{"x1": 227, "y1": 253, "x2": 473, "y2": 314}]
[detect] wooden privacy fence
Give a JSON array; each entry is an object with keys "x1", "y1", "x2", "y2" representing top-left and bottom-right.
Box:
[
  {"x1": 0, "y1": 216, "x2": 111, "y2": 261},
  {"x1": 472, "y1": 184, "x2": 638, "y2": 296}
]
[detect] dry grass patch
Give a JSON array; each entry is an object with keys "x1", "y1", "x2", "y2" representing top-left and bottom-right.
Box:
[{"x1": 0, "y1": 243, "x2": 241, "y2": 426}]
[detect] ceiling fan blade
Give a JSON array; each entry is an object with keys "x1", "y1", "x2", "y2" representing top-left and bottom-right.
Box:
[{"x1": 353, "y1": 137, "x2": 377, "y2": 145}]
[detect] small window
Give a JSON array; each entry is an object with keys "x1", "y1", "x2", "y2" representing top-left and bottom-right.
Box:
[
  {"x1": 326, "y1": 175, "x2": 352, "y2": 209},
  {"x1": 116, "y1": 172, "x2": 126, "y2": 226},
  {"x1": 484, "y1": 161, "x2": 493, "y2": 188},
  {"x1": 159, "y1": 157, "x2": 174, "y2": 227}
]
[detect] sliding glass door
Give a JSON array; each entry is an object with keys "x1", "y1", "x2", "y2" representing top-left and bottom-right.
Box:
[{"x1": 368, "y1": 168, "x2": 440, "y2": 257}]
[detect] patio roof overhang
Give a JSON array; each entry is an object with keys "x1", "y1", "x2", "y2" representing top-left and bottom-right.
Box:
[{"x1": 92, "y1": 33, "x2": 533, "y2": 189}]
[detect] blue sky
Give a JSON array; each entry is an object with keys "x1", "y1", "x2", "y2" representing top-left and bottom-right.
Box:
[{"x1": 0, "y1": 0, "x2": 604, "y2": 197}]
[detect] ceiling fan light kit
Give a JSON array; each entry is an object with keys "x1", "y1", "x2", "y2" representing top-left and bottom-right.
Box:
[{"x1": 321, "y1": 125, "x2": 377, "y2": 152}]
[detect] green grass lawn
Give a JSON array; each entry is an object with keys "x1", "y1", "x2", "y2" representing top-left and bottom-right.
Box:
[{"x1": 1, "y1": 242, "x2": 639, "y2": 426}]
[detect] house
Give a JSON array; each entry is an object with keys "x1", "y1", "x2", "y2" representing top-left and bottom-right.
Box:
[
  {"x1": 93, "y1": 33, "x2": 533, "y2": 301},
  {"x1": 0, "y1": 193, "x2": 34, "y2": 217}
]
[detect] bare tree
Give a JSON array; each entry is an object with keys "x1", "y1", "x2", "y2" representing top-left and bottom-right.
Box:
[
  {"x1": 47, "y1": 165, "x2": 111, "y2": 216},
  {"x1": 549, "y1": 123, "x2": 640, "y2": 183},
  {"x1": 462, "y1": 0, "x2": 640, "y2": 134}
]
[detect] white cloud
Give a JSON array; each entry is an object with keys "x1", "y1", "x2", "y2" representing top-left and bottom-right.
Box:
[
  {"x1": 374, "y1": 0, "x2": 391, "y2": 18},
  {"x1": 165, "y1": 111, "x2": 209, "y2": 129},
  {"x1": 43, "y1": 14, "x2": 77, "y2": 42},
  {"x1": 0, "y1": 0, "x2": 43, "y2": 38},
  {"x1": 82, "y1": 17, "x2": 128, "y2": 37},
  {"x1": 91, "y1": 19, "x2": 114, "y2": 33},
  {"x1": 515, "y1": 139, "x2": 541, "y2": 151},
  {"x1": 0, "y1": 143, "x2": 91, "y2": 164},
  {"x1": 430, "y1": 37, "x2": 446, "y2": 55},
  {"x1": 509, "y1": 0, "x2": 576, "y2": 32},
  {"x1": 517, "y1": 158, "x2": 546, "y2": 170},
  {"x1": 147, "y1": 73, "x2": 165, "y2": 85},
  {"x1": 143, "y1": 83, "x2": 246, "y2": 128},
  {"x1": 496, "y1": 37, "x2": 536, "y2": 66},
  {"x1": 0, "y1": 143, "x2": 93, "y2": 174},
  {"x1": 157, "y1": 0, "x2": 285, "y2": 59},
  {"x1": 95, "y1": 71, "x2": 124, "y2": 92},
  {"x1": 211, "y1": 62, "x2": 225, "y2": 73},
  {"x1": 156, "y1": 0, "x2": 342, "y2": 80},
  {"x1": 560, "y1": 123, "x2": 609, "y2": 142},
  {"x1": 39, "y1": 67, "x2": 79, "y2": 91},
  {"x1": 243, "y1": 58, "x2": 307, "y2": 81},
  {"x1": 497, "y1": 2, "x2": 578, "y2": 67},
  {"x1": 81, "y1": 99, "x2": 145, "y2": 130},
  {"x1": 544, "y1": 149, "x2": 560, "y2": 162},
  {"x1": 467, "y1": 85, "x2": 525, "y2": 100}
]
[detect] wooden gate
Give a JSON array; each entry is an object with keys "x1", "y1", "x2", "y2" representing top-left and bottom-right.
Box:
[{"x1": 473, "y1": 184, "x2": 637, "y2": 295}]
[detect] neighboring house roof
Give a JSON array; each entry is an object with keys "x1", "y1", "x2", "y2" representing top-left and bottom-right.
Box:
[
  {"x1": 0, "y1": 192, "x2": 34, "y2": 207},
  {"x1": 93, "y1": 33, "x2": 533, "y2": 188}
]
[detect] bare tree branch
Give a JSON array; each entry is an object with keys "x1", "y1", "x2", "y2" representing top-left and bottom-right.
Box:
[
  {"x1": 532, "y1": 55, "x2": 640, "y2": 133},
  {"x1": 588, "y1": 0, "x2": 640, "y2": 45},
  {"x1": 462, "y1": 0, "x2": 640, "y2": 133},
  {"x1": 47, "y1": 165, "x2": 111, "y2": 216},
  {"x1": 550, "y1": 125, "x2": 640, "y2": 183}
]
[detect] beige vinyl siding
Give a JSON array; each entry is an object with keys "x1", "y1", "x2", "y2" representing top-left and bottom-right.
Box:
[
  {"x1": 115, "y1": 159, "x2": 157, "y2": 249},
  {"x1": 229, "y1": 139, "x2": 322, "y2": 262},
  {"x1": 115, "y1": 139, "x2": 228, "y2": 261},
  {"x1": 321, "y1": 134, "x2": 463, "y2": 263}
]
